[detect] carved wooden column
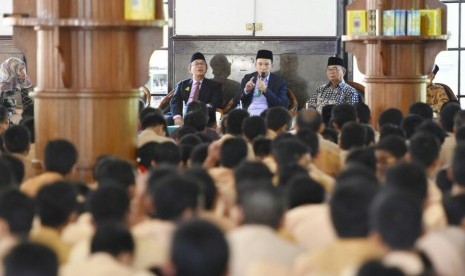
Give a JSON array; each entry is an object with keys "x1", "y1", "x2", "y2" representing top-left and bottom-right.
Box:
[{"x1": 8, "y1": 0, "x2": 164, "y2": 181}]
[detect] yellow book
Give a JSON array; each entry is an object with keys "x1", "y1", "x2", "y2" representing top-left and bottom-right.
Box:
[
  {"x1": 420, "y1": 9, "x2": 442, "y2": 35},
  {"x1": 347, "y1": 10, "x2": 367, "y2": 35},
  {"x1": 125, "y1": 0, "x2": 155, "y2": 20}
]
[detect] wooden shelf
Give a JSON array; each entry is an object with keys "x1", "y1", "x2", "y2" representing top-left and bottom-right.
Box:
[
  {"x1": 342, "y1": 35, "x2": 449, "y2": 43},
  {"x1": 3, "y1": 17, "x2": 169, "y2": 29}
]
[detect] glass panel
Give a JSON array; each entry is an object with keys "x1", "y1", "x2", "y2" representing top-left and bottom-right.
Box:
[
  {"x1": 462, "y1": 3, "x2": 465, "y2": 47},
  {"x1": 353, "y1": 58, "x2": 365, "y2": 86},
  {"x1": 446, "y1": 3, "x2": 459, "y2": 48},
  {"x1": 433, "y1": 51, "x2": 459, "y2": 101}
]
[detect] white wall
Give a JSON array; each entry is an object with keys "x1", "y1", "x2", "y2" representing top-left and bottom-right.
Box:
[{"x1": 0, "y1": 0, "x2": 13, "y2": 36}]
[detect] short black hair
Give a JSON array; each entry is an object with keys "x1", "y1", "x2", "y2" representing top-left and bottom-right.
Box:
[
  {"x1": 415, "y1": 119, "x2": 447, "y2": 145},
  {"x1": 220, "y1": 137, "x2": 248, "y2": 168},
  {"x1": 379, "y1": 124, "x2": 405, "y2": 140},
  {"x1": 340, "y1": 121, "x2": 366, "y2": 150},
  {"x1": 252, "y1": 136, "x2": 271, "y2": 158},
  {"x1": 370, "y1": 191, "x2": 422, "y2": 249},
  {"x1": 242, "y1": 116, "x2": 267, "y2": 142},
  {"x1": 272, "y1": 138, "x2": 308, "y2": 169},
  {"x1": 295, "y1": 128, "x2": 319, "y2": 157},
  {"x1": 286, "y1": 174, "x2": 325, "y2": 209},
  {"x1": 378, "y1": 108, "x2": 403, "y2": 127},
  {"x1": 345, "y1": 146, "x2": 377, "y2": 173},
  {"x1": 456, "y1": 126, "x2": 465, "y2": 143},
  {"x1": 36, "y1": 181, "x2": 77, "y2": 227},
  {"x1": 91, "y1": 222, "x2": 134, "y2": 256},
  {"x1": 337, "y1": 162, "x2": 379, "y2": 185},
  {"x1": 409, "y1": 132, "x2": 440, "y2": 169},
  {"x1": 172, "y1": 220, "x2": 229, "y2": 276},
  {"x1": 141, "y1": 112, "x2": 167, "y2": 130},
  {"x1": 95, "y1": 158, "x2": 135, "y2": 190},
  {"x1": 0, "y1": 188, "x2": 34, "y2": 237},
  {"x1": 0, "y1": 154, "x2": 24, "y2": 185},
  {"x1": 4, "y1": 242, "x2": 58, "y2": 276},
  {"x1": 452, "y1": 143, "x2": 465, "y2": 186},
  {"x1": 3, "y1": 125, "x2": 30, "y2": 153},
  {"x1": 357, "y1": 260, "x2": 405, "y2": 276},
  {"x1": 376, "y1": 135, "x2": 407, "y2": 159},
  {"x1": 400, "y1": 114, "x2": 424, "y2": 139},
  {"x1": 153, "y1": 142, "x2": 181, "y2": 165},
  {"x1": 149, "y1": 175, "x2": 198, "y2": 220},
  {"x1": 409, "y1": 102, "x2": 433, "y2": 120},
  {"x1": 331, "y1": 104, "x2": 357, "y2": 129},
  {"x1": 20, "y1": 117, "x2": 35, "y2": 143},
  {"x1": 443, "y1": 194, "x2": 465, "y2": 226},
  {"x1": 354, "y1": 102, "x2": 371, "y2": 124},
  {"x1": 295, "y1": 108, "x2": 322, "y2": 132},
  {"x1": 179, "y1": 134, "x2": 202, "y2": 165},
  {"x1": 454, "y1": 110, "x2": 465, "y2": 130},
  {"x1": 190, "y1": 143, "x2": 209, "y2": 167},
  {"x1": 330, "y1": 177, "x2": 378, "y2": 238},
  {"x1": 321, "y1": 127, "x2": 338, "y2": 144},
  {"x1": 184, "y1": 110, "x2": 208, "y2": 132},
  {"x1": 439, "y1": 102, "x2": 461, "y2": 133},
  {"x1": 265, "y1": 106, "x2": 292, "y2": 132},
  {"x1": 139, "y1": 107, "x2": 164, "y2": 121},
  {"x1": 321, "y1": 104, "x2": 335, "y2": 126},
  {"x1": 239, "y1": 186, "x2": 284, "y2": 229},
  {"x1": 88, "y1": 186, "x2": 130, "y2": 225},
  {"x1": 137, "y1": 142, "x2": 157, "y2": 169},
  {"x1": 0, "y1": 159, "x2": 15, "y2": 190},
  {"x1": 44, "y1": 139, "x2": 78, "y2": 175},
  {"x1": 362, "y1": 124, "x2": 375, "y2": 146},
  {"x1": 186, "y1": 100, "x2": 209, "y2": 116},
  {"x1": 384, "y1": 162, "x2": 427, "y2": 202},
  {"x1": 183, "y1": 167, "x2": 217, "y2": 210},
  {"x1": 226, "y1": 109, "x2": 249, "y2": 135},
  {"x1": 234, "y1": 160, "x2": 273, "y2": 185}
]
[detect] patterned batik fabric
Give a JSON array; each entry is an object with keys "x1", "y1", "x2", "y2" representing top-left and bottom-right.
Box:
[
  {"x1": 307, "y1": 81, "x2": 359, "y2": 113},
  {"x1": 426, "y1": 84, "x2": 450, "y2": 114}
]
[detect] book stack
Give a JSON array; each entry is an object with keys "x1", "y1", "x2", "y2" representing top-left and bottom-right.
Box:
[
  {"x1": 347, "y1": 10, "x2": 367, "y2": 35},
  {"x1": 125, "y1": 0, "x2": 156, "y2": 20},
  {"x1": 407, "y1": 10, "x2": 421, "y2": 35},
  {"x1": 367, "y1": 10, "x2": 377, "y2": 35}
]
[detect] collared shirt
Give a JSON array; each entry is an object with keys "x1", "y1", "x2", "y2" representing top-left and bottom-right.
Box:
[
  {"x1": 247, "y1": 74, "x2": 269, "y2": 116},
  {"x1": 187, "y1": 79, "x2": 202, "y2": 103},
  {"x1": 307, "y1": 81, "x2": 359, "y2": 112}
]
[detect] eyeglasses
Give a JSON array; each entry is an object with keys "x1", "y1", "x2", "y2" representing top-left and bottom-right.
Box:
[
  {"x1": 192, "y1": 62, "x2": 206, "y2": 67},
  {"x1": 326, "y1": 67, "x2": 341, "y2": 73}
]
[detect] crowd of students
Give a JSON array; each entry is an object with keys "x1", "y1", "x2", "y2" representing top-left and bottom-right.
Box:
[{"x1": 0, "y1": 98, "x2": 465, "y2": 276}]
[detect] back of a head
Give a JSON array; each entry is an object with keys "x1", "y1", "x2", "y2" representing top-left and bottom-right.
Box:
[
  {"x1": 153, "y1": 141, "x2": 181, "y2": 166},
  {"x1": 186, "y1": 100, "x2": 208, "y2": 116},
  {"x1": 453, "y1": 110, "x2": 465, "y2": 130},
  {"x1": 3, "y1": 125, "x2": 30, "y2": 153},
  {"x1": 409, "y1": 131, "x2": 441, "y2": 169},
  {"x1": 456, "y1": 126, "x2": 465, "y2": 142},
  {"x1": 44, "y1": 139, "x2": 78, "y2": 175},
  {"x1": 379, "y1": 124, "x2": 405, "y2": 140},
  {"x1": 190, "y1": 143, "x2": 209, "y2": 167},
  {"x1": 137, "y1": 142, "x2": 157, "y2": 169},
  {"x1": 184, "y1": 110, "x2": 208, "y2": 132},
  {"x1": 443, "y1": 194, "x2": 465, "y2": 226},
  {"x1": 376, "y1": 135, "x2": 407, "y2": 159},
  {"x1": 36, "y1": 181, "x2": 77, "y2": 227},
  {"x1": 89, "y1": 185, "x2": 130, "y2": 226},
  {"x1": 4, "y1": 242, "x2": 58, "y2": 276},
  {"x1": 220, "y1": 137, "x2": 248, "y2": 168},
  {"x1": 439, "y1": 102, "x2": 461, "y2": 133},
  {"x1": 172, "y1": 219, "x2": 229, "y2": 276},
  {"x1": 345, "y1": 146, "x2": 377, "y2": 173},
  {"x1": 330, "y1": 177, "x2": 378, "y2": 238},
  {"x1": 354, "y1": 102, "x2": 371, "y2": 124},
  {"x1": 95, "y1": 158, "x2": 135, "y2": 191},
  {"x1": 242, "y1": 116, "x2": 267, "y2": 142},
  {"x1": 378, "y1": 108, "x2": 403, "y2": 128},
  {"x1": 252, "y1": 136, "x2": 271, "y2": 158},
  {"x1": 296, "y1": 128, "x2": 319, "y2": 158},
  {"x1": 150, "y1": 175, "x2": 198, "y2": 220},
  {"x1": 272, "y1": 137, "x2": 308, "y2": 168},
  {"x1": 409, "y1": 102, "x2": 433, "y2": 120},
  {"x1": 239, "y1": 186, "x2": 284, "y2": 229},
  {"x1": 321, "y1": 104, "x2": 335, "y2": 126},
  {"x1": 179, "y1": 134, "x2": 203, "y2": 165},
  {"x1": 452, "y1": 142, "x2": 465, "y2": 187},
  {"x1": 340, "y1": 121, "x2": 366, "y2": 150},
  {"x1": 183, "y1": 167, "x2": 217, "y2": 211},
  {"x1": 286, "y1": 174, "x2": 325, "y2": 209},
  {"x1": 384, "y1": 162, "x2": 427, "y2": 202},
  {"x1": 234, "y1": 160, "x2": 273, "y2": 186},
  {"x1": 265, "y1": 106, "x2": 292, "y2": 132},
  {"x1": 139, "y1": 107, "x2": 164, "y2": 121},
  {"x1": 91, "y1": 222, "x2": 134, "y2": 257},
  {"x1": 296, "y1": 108, "x2": 322, "y2": 132},
  {"x1": 0, "y1": 155, "x2": 23, "y2": 186},
  {"x1": 331, "y1": 103, "x2": 357, "y2": 129},
  {"x1": 20, "y1": 117, "x2": 35, "y2": 144},
  {"x1": 370, "y1": 191, "x2": 422, "y2": 250},
  {"x1": 337, "y1": 162, "x2": 379, "y2": 185},
  {"x1": 357, "y1": 260, "x2": 405, "y2": 276},
  {"x1": 226, "y1": 109, "x2": 250, "y2": 135},
  {"x1": 415, "y1": 119, "x2": 447, "y2": 145},
  {"x1": 141, "y1": 112, "x2": 167, "y2": 131},
  {"x1": 0, "y1": 188, "x2": 34, "y2": 237},
  {"x1": 400, "y1": 114, "x2": 424, "y2": 139}
]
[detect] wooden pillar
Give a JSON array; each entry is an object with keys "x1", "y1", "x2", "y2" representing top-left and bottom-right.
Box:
[{"x1": 9, "y1": 0, "x2": 164, "y2": 181}]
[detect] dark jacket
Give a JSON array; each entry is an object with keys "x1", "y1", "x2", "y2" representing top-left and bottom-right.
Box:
[{"x1": 240, "y1": 72, "x2": 289, "y2": 110}]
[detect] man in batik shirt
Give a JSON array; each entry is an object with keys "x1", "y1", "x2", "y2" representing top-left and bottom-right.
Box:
[{"x1": 307, "y1": 57, "x2": 359, "y2": 113}]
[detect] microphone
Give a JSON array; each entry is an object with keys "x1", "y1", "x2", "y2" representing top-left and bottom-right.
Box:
[{"x1": 257, "y1": 72, "x2": 266, "y2": 96}]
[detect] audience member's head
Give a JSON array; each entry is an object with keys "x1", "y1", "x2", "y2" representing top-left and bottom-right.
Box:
[
  {"x1": 189, "y1": 143, "x2": 209, "y2": 167},
  {"x1": 4, "y1": 242, "x2": 58, "y2": 276},
  {"x1": 408, "y1": 132, "x2": 441, "y2": 170},
  {"x1": 238, "y1": 186, "x2": 284, "y2": 229},
  {"x1": 384, "y1": 162, "x2": 427, "y2": 202},
  {"x1": 44, "y1": 139, "x2": 78, "y2": 175},
  {"x1": 226, "y1": 109, "x2": 250, "y2": 135},
  {"x1": 234, "y1": 160, "x2": 273, "y2": 186},
  {"x1": 415, "y1": 119, "x2": 447, "y2": 145},
  {"x1": 88, "y1": 186, "x2": 130, "y2": 226},
  {"x1": 2, "y1": 124, "x2": 30, "y2": 154},
  {"x1": 331, "y1": 103, "x2": 357, "y2": 131},
  {"x1": 220, "y1": 137, "x2": 248, "y2": 168},
  {"x1": 0, "y1": 154, "x2": 24, "y2": 185},
  {"x1": 184, "y1": 110, "x2": 208, "y2": 132},
  {"x1": 321, "y1": 104, "x2": 335, "y2": 127},
  {"x1": 0, "y1": 188, "x2": 34, "y2": 239},
  {"x1": 95, "y1": 158, "x2": 135, "y2": 195},
  {"x1": 141, "y1": 112, "x2": 167, "y2": 136},
  {"x1": 339, "y1": 121, "x2": 366, "y2": 150},
  {"x1": 90, "y1": 222, "x2": 134, "y2": 260},
  {"x1": 452, "y1": 142, "x2": 465, "y2": 187},
  {"x1": 265, "y1": 106, "x2": 292, "y2": 134},
  {"x1": 354, "y1": 102, "x2": 371, "y2": 124},
  {"x1": 375, "y1": 136, "x2": 407, "y2": 180},
  {"x1": 286, "y1": 174, "x2": 325, "y2": 209},
  {"x1": 321, "y1": 127, "x2": 338, "y2": 144},
  {"x1": 379, "y1": 123, "x2": 406, "y2": 140},
  {"x1": 242, "y1": 116, "x2": 267, "y2": 142},
  {"x1": 357, "y1": 260, "x2": 405, "y2": 276},
  {"x1": 378, "y1": 108, "x2": 403, "y2": 128},
  {"x1": 439, "y1": 101, "x2": 461, "y2": 133},
  {"x1": 296, "y1": 128, "x2": 320, "y2": 158},
  {"x1": 36, "y1": 181, "x2": 77, "y2": 228},
  {"x1": 409, "y1": 102, "x2": 433, "y2": 120},
  {"x1": 400, "y1": 114, "x2": 424, "y2": 139},
  {"x1": 252, "y1": 136, "x2": 271, "y2": 158},
  {"x1": 183, "y1": 167, "x2": 217, "y2": 211},
  {"x1": 153, "y1": 142, "x2": 181, "y2": 166},
  {"x1": 443, "y1": 194, "x2": 465, "y2": 226},
  {"x1": 179, "y1": 134, "x2": 202, "y2": 167},
  {"x1": 295, "y1": 108, "x2": 323, "y2": 132},
  {"x1": 171, "y1": 220, "x2": 229, "y2": 276},
  {"x1": 20, "y1": 117, "x2": 35, "y2": 144},
  {"x1": 456, "y1": 126, "x2": 465, "y2": 143},
  {"x1": 137, "y1": 142, "x2": 157, "y2": 170},
  {"x1": 345, "y1": 146, "x2": 376, "y2": 174}
]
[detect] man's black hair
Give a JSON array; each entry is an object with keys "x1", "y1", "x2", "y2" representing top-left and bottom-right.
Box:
[
  {"x1": 439, "y1": 101, "x2": 461, "y2": 133},
  {"x1": 345, "y1": 146, "x2": 377, "y2": 173},
  {"x1": 234, "y1": 160, "x2": 273, "y2": 185},
  {"x1": 295, "y1": 108, "x2": 322, "y2": 132},
  {"x1": 252, "y1": 136, "x2": 272, "y2": 158},
  {"x1": 295, "y1": 128, "x2": 319, "y2": 158},
  {"x1": 3, "y1": 125, "x2": 30, "y2": 153},
  {"x1": 184, "y1": 167, "x2": 217, "y2": 210},
  {"x1": 409, "y1": 102, "x2": 433, "y2": 120},
  {"x1": 4, "y1": 242, "x2": 58, "y2": 276},
  {"x1": 340, "y1": 121, "x2": 366, "y2": 150},
  {"x1": 452, "y1": 142, "x2": 465, "y2": 187},
  {"x1": 265, "y1": 106, "x2": 292, "y2": 132},
  {"x1": 190, "y1": 143, "x2": 209, "y2": 167},
  {"x1": 0, "y1": 154, "x2": 24, "y2": 185},
  {"x1": 220, "y1": 137, "x2": 248, "y2": 168},
  {"x1": 36, "y1": 181, "x2": 77, "y2": 227},
  {"x1": 409, "y1": 132, "x2": 440, "y2": 169},
  {"x1": 379, "y1": 124, "x2": 405, "y2": 140},
  {"x1": 141, "y1": 112, "x2": 167, "y2": 131},
  {"x1": 443, "y1": 194, "x2": 465, "y2": 226},
  {"x1": 400, "y1": 114, "x2": 424, "y2": 139},
  {"x1": 184, "y1": 110, "x2": 208, "y2": 132},
  {"x1": 153, "y1": 141, "x2": 181, "y2": 166},
  {"x1": 384, "y1": 162, "x2": 428, "y2": 202},
  {"x1": 139, "y1": 107, "x2": 164, "y2": 120},
  {"x1": 376, "y1": 135, "x2": 407, "y2": 159},
  {"x1": 0, "y1": 159, "x2": 16, "y2": 190},
  {"x1": 20, "y1": 117, "x2": 35, "y2": 143},
  {"x1": 137, "y1": 142, "x2": 157, "y2": 169},
  {"x1": 88, "y1": 186, "x2": 130, "y2": 226},
  {"x1": 226, "y1": 109, "x2": 250, "y2": 135},
  {"x1": 44, "y1": 139, "x2": 78, "y2": 175},
  {"x1": 91, "y1": 222, "x2": 134, "y2": 257},
  {"x1": 415, "y1": 119, "x2": 447, "y2": 145},
  {"x1": 239, "y1": 186, "x2": 284, "y2": 229},
  {"x1": 95, "y1": 158, "x2": 135, "y2": 190},
  {"x1": 286, "y1": 174, "x2": 325, "y2": 209},
  {"x1": 242, "y1": 116, "x2": 267, "y2": 142},
  {"x1": 378, "y1": 108, "x2": 403, "y2": 127},
  {"x1": 354, "y1": 102, "x2": 371, "y2": 124},
  {"x1": 331, "y1": 103, "x2": 357, "y2": 129},
  {"x1": 179, "y1": 134, "x2": 202, "y2": 165},
  {"x1": 0, "y1": 188, "x2": 34, "y2": 238}
]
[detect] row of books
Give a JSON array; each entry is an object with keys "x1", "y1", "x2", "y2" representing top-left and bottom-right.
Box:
[{"x1": 347, "y1": 9, "x2": 442, "y2": 36}]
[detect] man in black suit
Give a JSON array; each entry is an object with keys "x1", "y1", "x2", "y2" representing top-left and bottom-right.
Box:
[
  {"x1": 240, "y1": 50, "x2": 289, "y2": 116},
  {"x1": 170, "y1": 52, "x2": 223, "y2": 125}
]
